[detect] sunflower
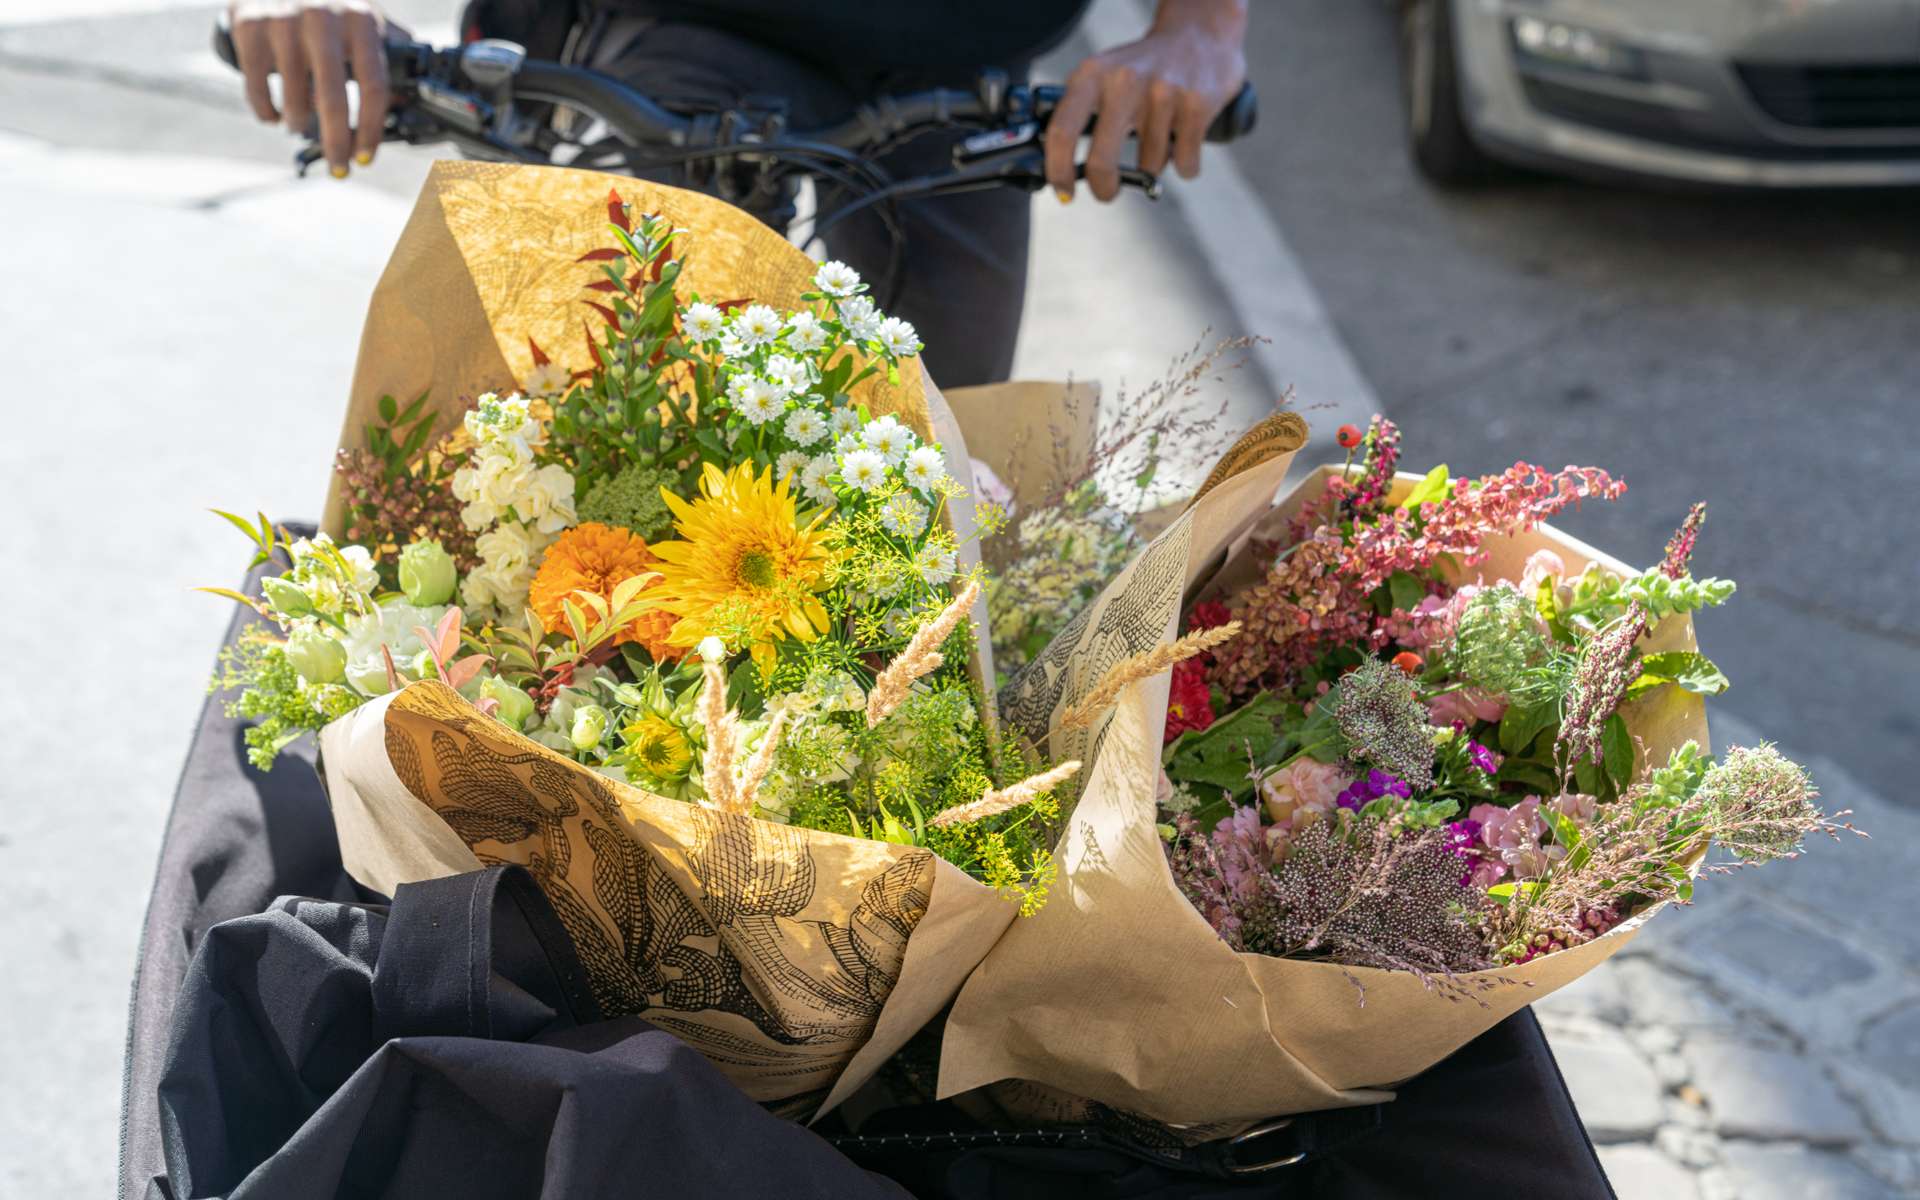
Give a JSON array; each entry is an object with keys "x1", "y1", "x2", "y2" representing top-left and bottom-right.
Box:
[
  {"x1": 527, "y1": 521, "x2": 678, "y2": 660},
  {"x1": 642, "y1": 462, "x2": 837, "y2": 672}
]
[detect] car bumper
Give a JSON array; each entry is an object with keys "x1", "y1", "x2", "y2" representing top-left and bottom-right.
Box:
[{"x1": 1452, "y1": 1, "x2": 1920, "y2": 188}]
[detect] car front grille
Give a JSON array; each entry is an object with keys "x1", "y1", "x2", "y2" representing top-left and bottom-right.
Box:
[{"x1": 1738, "y1": 63, "x2": 1920, "y2": 130}]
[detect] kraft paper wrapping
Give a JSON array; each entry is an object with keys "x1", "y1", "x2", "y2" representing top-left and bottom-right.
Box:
[
  {"x1": 312, "y1": 163, "x2": 1019, "y2": 1113},
  {"x1": 941, "y1": 452, "x2": 1711, "y2": 1126}
]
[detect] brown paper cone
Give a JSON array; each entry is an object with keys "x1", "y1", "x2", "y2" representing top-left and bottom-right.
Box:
[
  {"x1": 940, "y1": 449, "x2": 1711, "y2": 1126},
  {"x1": 314, "y1": 162, "x2": 1016, "y2": 1113}
]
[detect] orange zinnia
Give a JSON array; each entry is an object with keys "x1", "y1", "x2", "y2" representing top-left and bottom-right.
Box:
[{"x1": 528, "y1": 522, "x2": 679, "y2": 660}]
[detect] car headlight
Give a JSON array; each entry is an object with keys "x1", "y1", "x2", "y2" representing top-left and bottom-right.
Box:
[{"x1": 1510, "y1": 16, "x2": 1645, "y2": 78}]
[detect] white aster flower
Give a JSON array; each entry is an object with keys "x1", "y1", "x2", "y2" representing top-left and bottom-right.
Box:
[
  {"x1": 860, "y1": 415, "x2": 915, "y2": 465},
  {"x1": 902, "y1": 445, "x2": 948, "y2": 492},
  {"x1": 875, "y1": 316, "x2": 921, "y2": 359},
  {"x1": 782, "y1": 407, "x2": 828, "y2": 445},
  {"x1": 915, "y1": 544, "x2": 958, "y2": 586},
  {"x1": 774, "y1": 450, "x2": 811, "y2": 486},
  {"x1": 731, "y1": 375, "x2": 784, "y2": 425},
  {"x1": 522, "y1": 361, "x2": 572, "y2": 399},
  {"x1": 839, "y1": 449, "x2": 887, "y2": 493},
  {"x1": 735, "y1": 304, "x2": 782, "y2": 347},
  {"x1": 828, "y1": 406, "x2": 862, "y2": 439},
  {"x1": 800, "y1": 455, "x2": 838, "y2": 506},
  {"x1": 878, "y1": 494, "x2": 930, "y2": 538},
  {"x1": 764, "y1": 353, "x2": 810, "y2": 395},
  {"x1": 814, "y1": 260, "x2": 862, "y2": 297},
  {"x1": 718, "y1": 332, "x2": 748, "y2": 359},
  {"x1": 682, "y1": 302, "x2": 724, "y2": 342},
  {"x1": 835, "y1": 431, "x2": 863, "y2": 455},
  {"x1": 837, "y1": 296, "x2": 882, "y2": 342},
  {"x1": 787, "y1": 311, "x2": 829, "y2": 352}
]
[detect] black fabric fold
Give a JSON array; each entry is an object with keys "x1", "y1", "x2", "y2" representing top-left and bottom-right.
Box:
[{"x1": 154, "y1": 867, "x2": 908, "y2": 1200}]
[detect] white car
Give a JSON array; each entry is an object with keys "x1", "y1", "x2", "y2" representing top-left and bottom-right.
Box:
[{"x1": 1399, "y1": 0, "x2": 1920, "y2": 187}]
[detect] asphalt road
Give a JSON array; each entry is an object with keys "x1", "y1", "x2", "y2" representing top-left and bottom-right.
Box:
[{"x1": 1230, "y1": 2, "x2": 1920, "y2": 806}]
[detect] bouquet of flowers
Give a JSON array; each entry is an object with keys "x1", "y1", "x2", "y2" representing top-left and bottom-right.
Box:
[
  {"x1": 203, "y1": 163, "x2": 1074, "y2": 1113},
  {"x1": 941, "y1": 417, "x2": 1856, "y2": 1126}
]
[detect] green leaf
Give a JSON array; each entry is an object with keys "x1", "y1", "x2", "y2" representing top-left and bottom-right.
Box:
[
  {"x1": 1387, "y1": 570, "x2": 1426, "y2": 615},
  {"x1": 1495, "y1": 758, "x2": 1559, "y2": 794},
  {"x1": 1399, "y1": 463, "x2": 1450, "y2": 511},
  {"x1": 1627, "y1": 651, "x2": 1730, "y2": 698},
  {"x1": 1602, "y1": 712, "x2": 1635, "y2": 791},
  {"x1": 378, "y1": 393, "x2": 398, "y2": 423},
  {"x1": 209, "y1": 508, "x2": 268, "y2": 550},
  {"x1": 1162, "y1": 694, "x2": 1290, "y2": 806},
  {"x1": 1499, "y1": 701, "x2": 1557, "y2": 756},
  {"x1": 1573, "y1": 758, "x2": 1604, "y2": 797}
]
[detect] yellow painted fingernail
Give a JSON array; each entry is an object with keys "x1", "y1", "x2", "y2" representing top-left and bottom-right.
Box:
[
  {"x1": 355, "y1": 151, "x2": 372, "y2": 166},
  {"x1": 1055, "y1": 188, "x2": 1073, "y2": 205},
  {"x1": 330, "y1": 165, "x2": 349, "y2": 180}
]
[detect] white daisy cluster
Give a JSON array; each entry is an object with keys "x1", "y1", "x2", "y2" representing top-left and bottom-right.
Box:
[{"x1": 451, "y1": 391, "x2": 579, "y2": 619}]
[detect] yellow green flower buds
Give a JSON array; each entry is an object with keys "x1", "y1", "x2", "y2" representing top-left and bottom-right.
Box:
[
  {"x1": 570, "y1": 703, "x2": 610, "y2": 752},
  {"x1": 398, "y1": 539, "x2": 458, "y2": 606},
  {"x1": 286, "y1": 628, "x2": 346, "y2": 684},
  {"x1": 261, "y1": 576, "x2": 313, "y2": 618},
  {"x1": 479, "y1": 676, "x2": 535, "y2": 730}
]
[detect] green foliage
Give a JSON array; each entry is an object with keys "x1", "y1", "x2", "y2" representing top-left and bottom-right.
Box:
[
  {"x1": 212, "y1": 632, "x2": 360, "y2": 771},
  {"x1": 364, "y1": 391, "x2": 437, "y2": 475},
  {"x1": 1162, "y1": 694, "x2": 1290, "y2": 807},
  {"x1": 1636, "y1": 740, "x2": 1710, "y2": 813},
  {"x1": 1560, "y1": 564, "x2": 1736, "y2": 629},
  {"x1": 1625, "y1": 651, "x2": 1729, "y2": 699},
  {"x1": 577, "y1": 460, "x2": 680, "y2": 539},
  {"x1": 1451, "y1": 584, "x2": 1550, "y2": 696}
]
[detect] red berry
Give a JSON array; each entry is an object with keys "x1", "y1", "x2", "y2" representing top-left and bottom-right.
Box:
[
  {"x1": 1336, "y1": 424, "x2": 1363, "y2": 449},
  {"x1": 1391, "y1": 651, "x2": 1423, "y2": 675}
]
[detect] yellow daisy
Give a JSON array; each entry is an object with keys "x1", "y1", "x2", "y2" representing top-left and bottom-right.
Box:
[{"x1": 642, "y1": 462, "x2": 837, "y2": 671}]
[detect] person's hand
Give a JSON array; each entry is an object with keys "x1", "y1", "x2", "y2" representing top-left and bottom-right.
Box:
[
  {"x1": 229, "y1": 1, "x2": 392, "y2": 177},
  {"x1": 1045, "y1": 0, "x2": 1247, "y2": 202}
]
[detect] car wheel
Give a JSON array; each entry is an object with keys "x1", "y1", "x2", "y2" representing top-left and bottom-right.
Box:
[{"x1": 1399, "y1": 0, "x2": 1498, "y2": 185}]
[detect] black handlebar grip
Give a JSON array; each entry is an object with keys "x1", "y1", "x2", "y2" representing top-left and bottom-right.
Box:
[
  {"x1": 1205, "y1": 81, "x2": 1257, "y2": 144},
  {"x1": 212, "y1": 19, "x2": 238, "y2": 70}
]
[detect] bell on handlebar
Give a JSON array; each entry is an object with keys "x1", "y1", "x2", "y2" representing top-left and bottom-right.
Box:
[{"x1": 461, "y1": 40, "x2": 527, "y2": 98}]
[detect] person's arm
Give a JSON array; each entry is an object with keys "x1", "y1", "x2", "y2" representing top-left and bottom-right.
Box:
[
  {"x1": 1043, "y1": 0, "x2": 1248, "y2": 202},
  {"x1": 229, "y1": 0, "x2": 394, "y2": 177}
]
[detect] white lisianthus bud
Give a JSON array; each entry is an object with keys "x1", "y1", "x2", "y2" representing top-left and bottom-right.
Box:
[
  {"x1": 479, "y1": 676, "x2": 535, "y2": 730},
  {"x1": 570, "y1": 704, "x2": 611, "y2": 752},
  {"x1": 260, "y1": 576, "x2": 313, "y2": 618},
  {"x1": 285, "y1": 627, "x2": 347, "y2": 685},
  {"x1": 698, "y1": 635, "x2": 727, "y2": 663}
]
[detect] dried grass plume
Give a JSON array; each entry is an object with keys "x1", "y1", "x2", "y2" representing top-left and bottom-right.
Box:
[
  {"x1": 930, "y1": 760, "x2": 1082, "y2": 828},
  {"x1": 1059, "y1": 620, "x2": 1242, "y2": 731},
  {"x1": 866, "y1": 578, "x2": 982, "y2": 728}
]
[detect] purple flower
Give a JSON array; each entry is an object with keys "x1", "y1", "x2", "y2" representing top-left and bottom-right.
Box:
[
  {"x1": 1468, "y1": 740, "x2": 1498, "y2": 776},
  {"x1": 1445, "y1": 818, "x2": 1483, "y2": 886},
  {"x1": 1336, "y1": 768, "x2": 1414, "y2": 811}
]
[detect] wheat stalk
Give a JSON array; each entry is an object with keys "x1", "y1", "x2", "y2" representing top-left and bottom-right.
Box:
[
  {"x1": 866, "y1": 578, "x2": 982, "y2": 728},
  {"x1": 1058, "y1": 620, "x2": 1242, "y2": 732},
  {"x1": 929, "y1": 760, "x2": 1083, "y2": 828}
]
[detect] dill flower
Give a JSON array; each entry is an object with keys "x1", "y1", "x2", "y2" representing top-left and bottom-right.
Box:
[
  {"x1": 642, "y1": 462, "x2": 837, "y2": 673},
  {"x1": 1333, "y1": 657, "x2": 1437, "y2": 789},
  {"x1": 1450, "y1": 584, "x2": 1549, "y2": 696},
  {"x1": 577, "y1": 460, "x2": 678, "y2": 541},
  {"x1": 527, "y1": 522, "x2": 676, "y2": 659},
  {"x1": 1696, "y1": 744, "x2": 1826, "y2": 862}
]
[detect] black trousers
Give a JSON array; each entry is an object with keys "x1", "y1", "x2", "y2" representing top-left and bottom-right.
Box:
[{"x1": 579, "y1": 14, "x2": 1034, "y2": 389}]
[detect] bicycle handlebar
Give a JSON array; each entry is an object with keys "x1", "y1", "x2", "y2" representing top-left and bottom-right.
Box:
[{"x1": 210, "y1": 21, "x2": 1256, "y2": 156}]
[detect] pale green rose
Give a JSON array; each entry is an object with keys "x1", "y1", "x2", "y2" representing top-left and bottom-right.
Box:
[{"x1": 398, "y1": 539, "x2": 458, "y2": 606}]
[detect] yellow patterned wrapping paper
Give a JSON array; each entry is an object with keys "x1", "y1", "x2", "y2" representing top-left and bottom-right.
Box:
[
  {"x1": 313, "y1": 162, "x2": 1020, "y2": 1114},
  {"x1": 939, "y1": 448, "x2": 1712, "y2": 1126}
]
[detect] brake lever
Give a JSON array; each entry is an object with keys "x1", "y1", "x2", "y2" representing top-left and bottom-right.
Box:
[{"x1": 951, "y1": 144, "x2": 1162, "y2": 200}]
